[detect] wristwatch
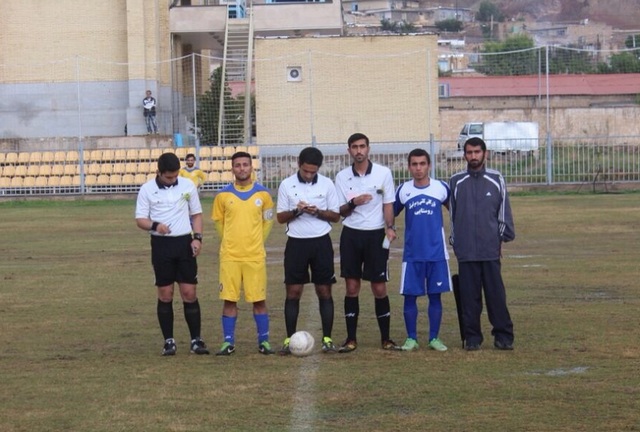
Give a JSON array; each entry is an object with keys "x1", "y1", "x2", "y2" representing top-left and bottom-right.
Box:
[
  {"x1": 193, "y1": 233, "x2": 203, "y2": 242},
  {"x1": 386, "y1": 225, "x2": 396, "y2": 231}
]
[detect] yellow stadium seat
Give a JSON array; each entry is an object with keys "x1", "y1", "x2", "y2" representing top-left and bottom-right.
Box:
[
  {"x1": 39, "y1": 165, "x2": 52, "y2": 176},
  {"x1": 138, "y1": 148, "x2": 151, "y2": 160},
  {"x1": 125, "y1": 149, "x2": 138, "y2": 161},
  {"x1": 41, "y1": 151, "x2": 55, "y2": 163},
  {"x1": 114, "y1": 149, "x2": 127, "y2": 161},
  {"x1": 100, "y1": 149, "x2": 114, "y2": 161},
  {"x1": 220, "y1": 171, "x2": 234, "y2": 183},
  {"x1": 14, "y1": 165, "x2": 27, "y2": 176},
  {"x1": 211, "y1": 160, "x2": 224, "y2": 171},
  {"x1": 137, "y1": 162, "x2": 154, "y2": 174},
  {"x1": 0, "y1": 177, "x2": 11, "y2": 188},
  {"x1": 0, "y1": 153, "x2": 5, "y2": 164},
  {"x1": 124, "y1": 163, "x2": 138, "y2": 174},
  {"x1": 35, "y1": 176, "x2": 49, "y2": 187},
  {"x1": 84, "y1": 175, "x2": 98, "y2": 186},
  {"x1": 121, "y1": 174, "x2": 135, "y2": 184},
  {"x1": 18, "y1": 152, "x2": 31, "y2": 163},
  {"x1": 223, "y1": 146, "x2": 236, "y2": 157},
  {"x1": 48, "y1": 176, "x2": 61, "y2": 187},
  {"x1": 109, "y1": 174, "x2": 122, "y2": 185},
  {"x1": 87, "y1": 163, "x2": 101, "y2": 175},
  {"x1": 162, "y1": 148, "x2": 174, "y2": 154},
  {"x1": 54, "y1": 151, "x2": 66, "y2": 163},
  {"x1": 100, "y1": 164, "x2": 114, "y2": 175},
  {"x1": 63, "y1": 164, "x2": 79, "y2": 176},
  {"x1": 235, "y1": 145, "x2": 248, "y2": 153},
  {"x1": 23, "y1": 177, "x2": 36, "y2": 187},
  {"x1": 175, "y1": 147, "x2": 188, "y2": 159},
  {"x1": 66, "y1": 151, "x2": 79, "y2": 163},
  {"x1": 134, "y1": 173, "x2": 147, "y2": 184},
  {"x1": 10, "y1": 177, "x2": 24, "y2": 187},
  {"x1": 150, "y1": 148, "x2": 163, "y2": 159},
  {"x1": 27, "y1": 165, "x2": 40, "y2": 177},
  {"x1": 146, "y1": 173, "x2": 156, "y2": 181},
  {"x1": 210, "y1": 146, "x2": 223, "y2": 158},
  {"x1": 30, "y1": 152, "x2": 43, "y2": 163},
  {"x1": 96, "y1": 174, "x2": 110, "y2": 185},
  {"x1": 199, "y1": 147, "x2": 212, "y2": 158},
  {"x1": 58, "y1": 176, "x2": 74, "y2": 186},
  {"x1": 51, "y1": 165, "x2": 65, "y2": 176},
  {"x1": 223, "y1": 160, "x2": 232, "y2": 170},
  {"x1": 88, "y1": 150, "x2": 102, "y2": 162},
  {"x1": 5, "y1": 153, "x2": 18, "y2": 164},
  {"x1": 207, "y1": 171, "x2": 221, "y2": 182},
  {"x1": 3, "y1": 165, "x2": 16, "y2": 177},
  {"x1": 252, "y1": 158, "x2": 262, "y2": 170},
  {"x1": 199, "y1": 160, "x2": 212, "y2": 171},
  {"x1": 112, "y1": 163, "x2": 126, "y2": 174},
  {"x1": 246, "y1": 145, "x2": 259, "y2": 156}
]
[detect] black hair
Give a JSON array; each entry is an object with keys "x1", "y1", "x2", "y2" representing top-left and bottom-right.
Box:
[
  {"x1": 347, "y1": 133, "x2": 369, "y2": 147},
  {"x1": 185, "y1": 153, "x2": 195, "y2": 160},
  {"x1": 407, "y1": 148, "x2": 431, "y2": 164},
  {"x1": 231, "y1": 151, "x2": 252, "y2": 162},
  {"x1": 464, "y1": 137, "x2": 487, "y2": 151},
  {"x1": 157, "y1": 152, "x2": 181, "y2": 173},
  {"x1": 298, "y1": 147, "x2": 323, "y2": 167}
]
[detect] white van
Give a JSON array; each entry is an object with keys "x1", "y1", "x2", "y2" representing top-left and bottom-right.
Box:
[{"x1": 457, "y1": 122, "x2": 539, "y2": 152}]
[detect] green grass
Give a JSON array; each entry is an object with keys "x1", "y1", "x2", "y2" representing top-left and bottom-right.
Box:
[{"x1": 1, "y1": 193, "x2": 639, "y2": 431}]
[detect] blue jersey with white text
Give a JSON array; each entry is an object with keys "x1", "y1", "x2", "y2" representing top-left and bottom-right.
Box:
[{"x1": 394, "y1": 179, "x2": 450, "y2": 262}]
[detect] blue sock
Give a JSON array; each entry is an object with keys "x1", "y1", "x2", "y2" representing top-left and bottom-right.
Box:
[
  {"x1": 221, "y1": 315, "x2": 237, "y2": 345},
  {"x1": 403, "y1": 295, "x2": 418, "y2": 340},
  {"x1": 428, "y1": 293, "x2": 442, "y2": 341},
  {"x1": 254, "y1": 313, "x2": 270, "y2": 344}
]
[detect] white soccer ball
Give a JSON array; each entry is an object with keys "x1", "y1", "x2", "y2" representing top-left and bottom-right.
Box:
[{"x1": 289, "y1": 331, "x2": 315, "y2": 357}]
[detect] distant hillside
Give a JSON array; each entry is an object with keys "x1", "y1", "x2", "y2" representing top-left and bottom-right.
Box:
[{"x1": 445, "y1": 0, "x2": 640, "y2": 29}]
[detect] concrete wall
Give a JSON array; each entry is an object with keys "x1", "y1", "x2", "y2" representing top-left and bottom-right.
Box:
[{"x1": 254, "y1": 34, "x2": 440, "y2": 145}]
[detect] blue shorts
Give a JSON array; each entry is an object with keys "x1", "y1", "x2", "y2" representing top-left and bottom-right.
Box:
[{"x1": 399, "y1": 260, "x2": 452, "y2": 296}]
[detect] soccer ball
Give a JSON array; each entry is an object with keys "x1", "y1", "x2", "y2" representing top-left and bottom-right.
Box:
[{"x1": 289, "y1": 331, "x2": 315, "y2": 357}]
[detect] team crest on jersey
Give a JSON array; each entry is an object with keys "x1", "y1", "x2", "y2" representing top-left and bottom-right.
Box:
[{"x1": 255, "y1": 198, "x2": 263, "y2": 206}]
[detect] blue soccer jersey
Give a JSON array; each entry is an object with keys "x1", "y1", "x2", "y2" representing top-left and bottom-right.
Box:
[{"x1": 394, "y1": 179, "x2": 450, "y2": 262}]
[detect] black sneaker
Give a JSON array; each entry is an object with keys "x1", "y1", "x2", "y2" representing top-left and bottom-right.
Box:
[
  {"x1": 162, "y1": 338, "x2": 177, "y2": 356},
  {"x1": 338, "y1": 339, "x2": 357, "y2": 354},
  {"x1": 279, "y1": 338, "x2": 291, "y2": 356},
  {"x1": 215, "y1": 342, "x2": 236, "y2": 356},
  {"x1": 494, "y1": 340, "x2": 514, "y2": 351},
  {"x1": 465, "y1": 343, "x2": 481, "y2": 351},
  {"x1": 190, "y1": 337, "x2": 210, "y2": 355}
]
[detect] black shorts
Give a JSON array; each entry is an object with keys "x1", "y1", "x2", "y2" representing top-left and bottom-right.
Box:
[
  {"x1": 339, "y1": 226, "x2": 390, "y2": 282},
  {"x1": 150, "y1": 235, "x2": 198, "y2": 286},
  {"x1": 284, "y1": 234, "x2": 337, "y2": 285}
]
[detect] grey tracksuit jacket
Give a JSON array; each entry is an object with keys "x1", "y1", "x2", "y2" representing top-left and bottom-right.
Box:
[{"x1": 449, "y1": 166, "x2": 515, "y2": 262}]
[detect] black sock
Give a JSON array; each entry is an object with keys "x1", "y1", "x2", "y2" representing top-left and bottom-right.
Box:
[
  {"x1": 284, "y1": 298, "x2": 300, "y2": 338},
  {"x1": 157, "y1": 299, "x2": 174, "y2": 341},
  {"x1": 344, "y1": 296, "x2": 359, "y2": 341},
  {"x1": 319, "y1": 297, "x2": 334, "y2": 339},
  {"x1": 375, "y1": 296, "x2": 392, "y2": 342},
  {"x1": 183, "y1": 299, "x2": 201, "y2": 340}
]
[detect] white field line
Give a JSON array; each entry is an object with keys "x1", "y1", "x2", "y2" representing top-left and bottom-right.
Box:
[{"x1": 287, "y1": 291, "x2": 321, "y2": 432}]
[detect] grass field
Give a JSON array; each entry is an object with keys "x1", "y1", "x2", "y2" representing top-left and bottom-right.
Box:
[{"x1": 1, "y1": 192, "x2": 639, "y2": 432}]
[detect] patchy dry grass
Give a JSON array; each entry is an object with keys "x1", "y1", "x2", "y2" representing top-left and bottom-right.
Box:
[{"x1": 0, "y1": 193, "x2": 638, "y2": 431}]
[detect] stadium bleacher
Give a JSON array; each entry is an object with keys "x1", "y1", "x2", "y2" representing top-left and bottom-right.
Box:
[{"x1": 0, "y1": 146, "x2": 260, "y2": 196}]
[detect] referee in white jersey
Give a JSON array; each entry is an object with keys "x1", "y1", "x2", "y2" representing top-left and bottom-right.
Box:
[
  {"x1": 135, "y1": 152, "x2": 209, "y2": 356},
  {"x1": 334, "y1": 133, "x2": 400, "y2": 352},
  {"x1": 276, "y1": 147, "x2": 341, "y2": 355}
]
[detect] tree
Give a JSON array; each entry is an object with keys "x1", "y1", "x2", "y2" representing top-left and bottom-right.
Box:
[
  {"x1": 476, "y1": 35, "x2": 537, "y2": 75},
  {"x1": 435, "y1": 19, "x2": 463, "y2": 32},
  {"x1": 195, "y1": 67, "x2": 247, "y2": 145},
  {"x1": 476, "y1": 1, "x2": 505, "y2": 23}
]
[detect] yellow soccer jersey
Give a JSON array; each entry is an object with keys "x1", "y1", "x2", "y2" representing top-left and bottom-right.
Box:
[
  {"x1": 179, "y1": 167, "x2": 207, "y2": 188},
  {"x1": 212, "y1": 182, "x2": 274, "y2": 262}
]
